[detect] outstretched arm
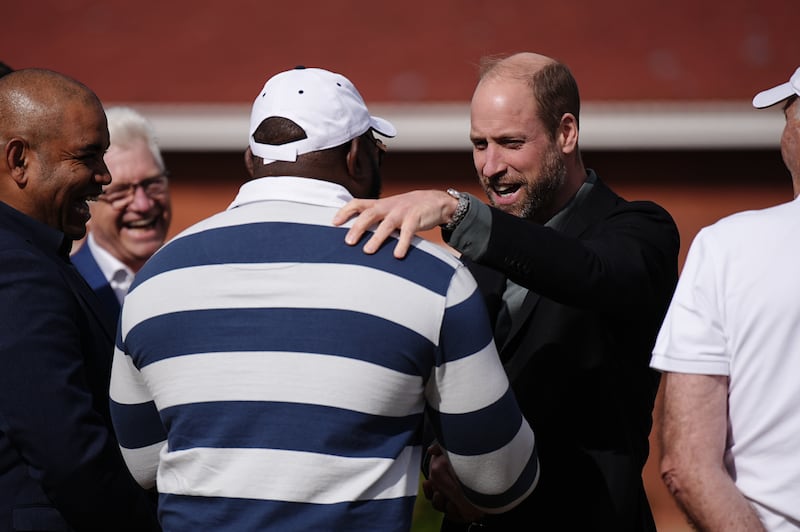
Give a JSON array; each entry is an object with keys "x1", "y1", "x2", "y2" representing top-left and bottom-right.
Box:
[{"x1": 332, "y1": 190, "x2": 458, "y2": 258}]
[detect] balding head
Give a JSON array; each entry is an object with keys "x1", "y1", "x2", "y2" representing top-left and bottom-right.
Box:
[
  {"x1": 0, "y1": 69, "x2": 103, "y2": 149},
  {"x1": 475, "y1": 52, "x2": 581, "y2": 139},
  {"x1": 0, "y1": 69, "x2": 110, "y2": 240},
  {"x1": 479, "y1": 52, "x2": 555, "y2": 82}
]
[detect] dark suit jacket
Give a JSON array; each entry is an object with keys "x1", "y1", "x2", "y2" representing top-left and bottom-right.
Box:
[
  {"x1": 444, "y1": 175, "x2": 679, "y2": 531},
  {"x1": 71, "y1": 241, "x2": 121, "y2": 324},
  {"x1": 0, "y1": 201, "x2": 160, "y2": 531}
]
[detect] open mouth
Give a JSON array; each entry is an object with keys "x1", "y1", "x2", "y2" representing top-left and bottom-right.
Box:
[
  {"x1": 491, "y1": 182, "x2": 521, "y2": 198},
  {"x1": 124, "y1": 216, "x2": 159, "y2": 230}
]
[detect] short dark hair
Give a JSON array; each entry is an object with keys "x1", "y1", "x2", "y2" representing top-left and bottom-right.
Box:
[
  {"x1": 531, "y1": 62, "x2": 581, "y2": 139},
  {"x1": 252, "y1": 116, "x2": 307, "y2": 146},
  {"x1": 249, "y1": 116, "x2": 350, "y2": 175},
  {"x1": 479, "y1": 56, "x2": 580, "y2": 140}
]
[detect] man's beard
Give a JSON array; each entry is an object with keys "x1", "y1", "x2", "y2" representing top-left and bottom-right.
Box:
[{"x1": 517, "y1": 145, "x2": 566, "y2": 221}]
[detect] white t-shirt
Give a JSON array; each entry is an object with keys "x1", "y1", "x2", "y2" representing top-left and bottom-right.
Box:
[{"x1": 651, "y1": 196, "x2": 800, "y2": 530}]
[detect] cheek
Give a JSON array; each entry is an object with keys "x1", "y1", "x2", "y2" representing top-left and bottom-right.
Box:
[
  {"x1": 472, "y1": 150, "x2": 484, "y2": 171},
  {"x1": 781, "y1": 129, "x2": 798, "y2": 165},
  {"x1": 783, "y1": 127, "x2": 798, "y2": 149}
]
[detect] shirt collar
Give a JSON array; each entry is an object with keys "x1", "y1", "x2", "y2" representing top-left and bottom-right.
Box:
[
  {"x1": 86, "y1": 233, "x2": 133, "y2": 282},
  {"x1": 546, "y1": 169, "x2": 597, "y2": 231},
  {"x1": 227, "y1": 176, "x2": 354, "y2": 210}
]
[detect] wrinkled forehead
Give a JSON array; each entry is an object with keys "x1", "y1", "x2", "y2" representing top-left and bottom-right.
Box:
[{"x1": 104, "y1": 139, "x2": 162, "y2": 180}]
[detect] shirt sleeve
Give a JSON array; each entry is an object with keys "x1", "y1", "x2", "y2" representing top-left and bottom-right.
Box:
[
  {"x1": 651, "y1": 228, "x2": 731, "y2": 376},
  {"x1": 110, "y1": 342, "x2": 166, "y2": 489},
  {"x1": 424, "y1": 264, "x2": 539, "y2": 513},
  {"x1": 444, "y1": 193, "x2": 492, "y2": 261}
]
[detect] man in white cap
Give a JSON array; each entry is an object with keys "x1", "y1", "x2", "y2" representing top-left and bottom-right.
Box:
[
  {"x1": 651, "y1": 66, "x2": 800, "y2": 531},
  {"x1": 108, "y1": 66, "x2": 539, "y2": 531}
]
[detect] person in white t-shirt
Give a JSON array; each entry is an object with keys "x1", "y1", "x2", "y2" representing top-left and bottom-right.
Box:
[
  {"x1": 651, "y1": 65, "x2": 800, "y2": 531},
  {"x1": 71, "y1": 106, "x2": 172, "y2": 319}
]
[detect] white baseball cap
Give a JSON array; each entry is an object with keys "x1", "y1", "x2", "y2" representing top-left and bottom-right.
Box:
[
  {"x1": 249, "y1": 66, "x2": 396, "y2": 163},
  {"x1": 752, "y1": 66, "x2": 800, "y2": 109}
]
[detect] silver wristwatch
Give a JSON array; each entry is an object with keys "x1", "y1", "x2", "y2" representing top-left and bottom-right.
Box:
[{"x1": 444, "y1": 188, "x2": 470, "y2": 231}]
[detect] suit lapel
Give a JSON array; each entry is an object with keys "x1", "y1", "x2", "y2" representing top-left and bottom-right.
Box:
[
  {"x1": 500, "y1": 289, "x2": 540, "y2": 353},
  {"x1": 71, "y1": 243, "x2": 122, "y2": 324},
  {"x1": 497, "y1": 177, "x2": 619, "y2": 359},
  {"x1": 66, "y1": 248, "x2": 117, "y2": 343}
]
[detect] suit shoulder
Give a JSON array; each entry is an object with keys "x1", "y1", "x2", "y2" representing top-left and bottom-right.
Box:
[{"x1": 611, "y1": 196, "x2": 678, "y2": 228}]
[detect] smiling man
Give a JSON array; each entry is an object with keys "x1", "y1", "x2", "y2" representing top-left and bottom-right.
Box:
[
  {"x1": 0, "y1": 69, "x2": 160, "y2": 532},
  {"x1": 72, "y1": 106, "x2": 172, "y2": 319},
  {"x1": 335, "y1": 51, "x2": 680, "y2": 531}
]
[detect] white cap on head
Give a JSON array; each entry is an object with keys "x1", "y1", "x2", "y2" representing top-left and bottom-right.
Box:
[
  {"x1": 249, "y1": 66, "x2": 396, "y2": 164},
  {"x1": 752, "y1": 66, "x2": 800, "y2": 109}
]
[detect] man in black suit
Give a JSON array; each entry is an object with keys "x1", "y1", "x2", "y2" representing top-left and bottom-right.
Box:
[
  {"x1": 334, "y1": 52, "x2": 680, "y2": 530},
  {"x1": 0, "y1": 69, "x2": 160, "y2": 531}
]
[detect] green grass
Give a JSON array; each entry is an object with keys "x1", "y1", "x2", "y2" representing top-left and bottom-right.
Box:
[{"x1": 411, "y1": 479, "x2": 443, "y2": 532}]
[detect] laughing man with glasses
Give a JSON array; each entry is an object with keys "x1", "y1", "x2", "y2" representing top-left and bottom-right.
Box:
[{"x1": 71, "y1": 106, "x2": 172, "y2": 321}]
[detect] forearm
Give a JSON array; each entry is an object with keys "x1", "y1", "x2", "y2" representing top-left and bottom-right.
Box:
[
  {"x1": 659, "y1": 373, "x2": 764, "y2": 531},
  {"x1": 662, "y1": 461, "x2": 764, "y2": 531}
]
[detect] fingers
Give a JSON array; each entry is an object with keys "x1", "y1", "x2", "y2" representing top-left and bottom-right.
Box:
[
  {"x1": 428, "y1": 453, "x2": 452, "y2": 484},
  {"x1": 362, "y1": 218, "x2": 401, "y2": 255},
  {"x1": 427, "y1": 442, "x2": 443, "y2": 456},
  {"x1": 334, "y1": 191, "x2": 445, "y2": 258},
  {"x1": 338, "y1": 200, "x2": 380, "y2": 248},
  {"x1": 430, "y1": 490, "x2": 448, "y2": 513},
  {"x1": 338, "y1": 198, "x2": 412, "y2": 257},
  {"x1": 422, "y1": 479, "x2": 434, "y2": 501},
  {"x1": 332, "y1": 199, "x2": 372, "y2": 227}
]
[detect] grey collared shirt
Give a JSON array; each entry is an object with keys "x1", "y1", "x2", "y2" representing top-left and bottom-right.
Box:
[{"x1": 447, "y1": 171, "x2": 597, "y2": 346}]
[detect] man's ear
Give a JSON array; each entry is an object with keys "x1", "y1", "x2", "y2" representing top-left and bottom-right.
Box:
[
  {"x1": 558, "y1": 113, "x2": 579, "y2": 155},
  {"x1": 345, "y1": 137, "x2": 360, "y2": 176},
  {"x1": 243, "y1": 147, "x2": 255, "y2": 178},
  {"x1": 5, "y1": 138, "x2": 28, "y2": 185}
]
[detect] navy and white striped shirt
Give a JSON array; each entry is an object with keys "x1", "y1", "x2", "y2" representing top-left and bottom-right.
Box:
[{"x1": 110, "y1": 177, "x2": 538, "y2": 531}]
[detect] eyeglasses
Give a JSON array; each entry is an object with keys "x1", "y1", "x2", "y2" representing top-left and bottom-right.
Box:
[{"x1": 98, "y1": 172, "x2": 170, "y2": 209}]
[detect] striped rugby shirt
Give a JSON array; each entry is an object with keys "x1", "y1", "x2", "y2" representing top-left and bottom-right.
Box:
[{"x1": 110, "y1": 176, "x2": 538, "y2": 531}]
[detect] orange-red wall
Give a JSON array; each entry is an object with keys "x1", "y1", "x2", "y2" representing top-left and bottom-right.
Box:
[{"x1": 3, "y1": 0, "x2": 797, "y2": 105}]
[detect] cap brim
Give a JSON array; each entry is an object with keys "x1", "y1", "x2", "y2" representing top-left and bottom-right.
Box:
[
  {"x1": 752, "y1": 82, "x2": 794, "y2": 109},
  {"x1": 370, "y1": 116, "x2": 397, "y2": 138}
]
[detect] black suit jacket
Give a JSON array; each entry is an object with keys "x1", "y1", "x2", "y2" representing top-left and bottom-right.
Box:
[
  {"x1": 0, "y1": 201, "x2": 160, "y2": 531},
  {"x1": 445, "y1": 175, "x2": 679, "y2": 531}
]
